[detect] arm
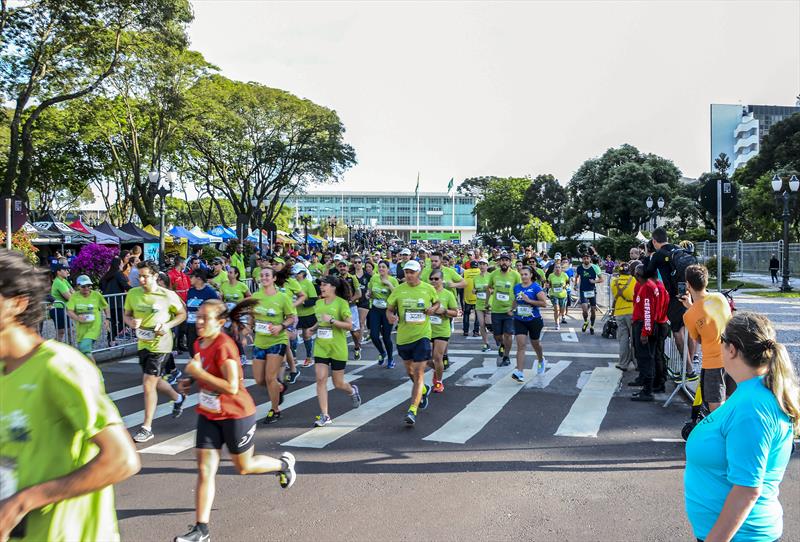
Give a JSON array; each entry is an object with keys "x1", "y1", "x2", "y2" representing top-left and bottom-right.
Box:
[
  {"x1": 532, "y1": 291, "x2": 549, "y2": 308},
  {"x1": 186, "y1": 356, "x2": 241, "y2": 395},
  {"x1": 293, "y1": 290, "x2": 307, "y2": 308},
  {"x1": 704, "y1": 486, "x2": 761, "y2": 542}
]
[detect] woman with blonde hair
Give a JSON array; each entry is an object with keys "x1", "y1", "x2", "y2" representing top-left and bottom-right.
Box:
[{"x1": 684, "y1": 312, "x2": 798, "y2": 542}]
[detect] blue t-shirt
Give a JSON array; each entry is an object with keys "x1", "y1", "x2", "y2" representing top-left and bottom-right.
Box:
[
  {"x1": 185, "y1": 285, "x2": 219, "y2": 321},
  {"x1": 513, "y1": 282, "x2": 543, "y2": 320},
  {"x1": 564, "y1": 267, "x2": 574, "y2": 289},
  {"x1": 684, "y1": 376, "x2": 794, "y2": 542}
]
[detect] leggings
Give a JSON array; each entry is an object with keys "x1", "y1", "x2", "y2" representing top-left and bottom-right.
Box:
[{"x1": 368, "y1": 307, "x2": 394, "y2": 359}]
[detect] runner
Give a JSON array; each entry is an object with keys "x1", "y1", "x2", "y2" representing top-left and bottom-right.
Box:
[
  {"x1": 173, "y1": 299, "x2": 296, "y2": 542},
  {"x1": 353, "y1": 256, "x2": 371, "y2": 342},
  {"x1": 428, "y1": 269, "x2": 460, "y2": 393},
  {"x1": 273, "y1": 258, "x2": 306, "y2": 384},
  {"x1": 461, "y1": 258, "x2": 481, "y2": 338},
  {"x1": 250, "y1": 267, "x2": 296, "y2": 424},
  {"x1": 293, "y1": 264, "x2": 318, "y2": 369},
  {"x1": 386, "y1": 259, "x2": 440, "y2": 426},
  {"x1": 561, "y1": 257, "x2": 574, "y2": 321},
  {"x1": 49, "y1": 263, "x2": 73, "y2": 342},
  {"x1": 420, "y1": 251, "x2": 466, "y2": 293},
  {"x1": 168, "y1": 256, "x2": 191, "y2": 353},
  {"x1": 65, "y1": 274, "x2": 110, "y2": 363},
  {"x1": 0, "y1": 250, "x2": 140, "y2": 542},
  {"x1": 208, "y1": 257, "x2": 228, "y2": 291},
  {"x1": 546, "y1": 262, "x2": 569, "y2": 330},
  {"x1": 310, "y1": 275, "x2": 362, "y2": 427},
  {"x1": 487, "y1": 252, "x2": 521, "y2": 367},
  {"x1": 473, "y1": 258, "x2": 492, "y2": 352},
  {"x1": 219, "y1": 267, "x2": 251, "y2": 366},
  {"x1": 511, "y1": 267, "x2": 549, "y2": 383},
  {"x1": 367, "y1": 260, "x2": 399, "y2": 367},
  {"x1": 575, "y1": 253, "x2": 603, "y2": 334},
  {"x1": 336, "y1": 260, "x2": 363, "y2": 360},
  {"x1": 186, "y1": 269, "x2": 221, "y2": 356},
  {"x1": 123, "y1": 260, "x2": 188, "y2": 443}
]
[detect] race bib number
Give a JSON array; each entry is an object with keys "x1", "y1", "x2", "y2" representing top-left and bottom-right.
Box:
[
  {"x1": 583, "y1": 290, "x2": 596, "y2": 299},
  {"x1": 82, "y1": 313, "x2": 96, "y2": 322},
  {"x1": 317, "y1": 327, "x2": 334, "y2": 339},
  {"x1": 405, "y1": 310, "x2": 426, "y2": 323},
  {"x1": 429, "y1": 315, "x2": 443, "y2": 325},
  {"x1": 255, "y1": 321, "x2": 271, "y2": 334},
  {"x1": 476, "y1": 292, "x2": 487, "y2": 300},
  {"x1": 186, "y1": 312, "x2": 197, "y2": 324},
  {"x1": 136, "y1": 329, "x2": 156, "y2": 340},
  {"x1": 495, "y1": 292, "x2": 510, "y2": 302},
  {"x1": 372, "y1": 299, "x2": 387, "y2": 309},
  {"x1": 198, "y1": 389, "x2": 221, "y2": 413},
  {"x1": 552, "y1": 287, "x2": 563, "y2": 293},
  {"x1": 226, "y1": 302, "x2": 236, "y2": 311},
  {"x1": 0, "y1": 457, "x2": 18, "y2": 500},
  {"x1": 516, "y1": 305, "x2": 533, "y2": 317}
]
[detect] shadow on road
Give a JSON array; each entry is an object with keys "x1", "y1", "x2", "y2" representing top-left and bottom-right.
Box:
[{"x1": 117, "y1": 507, "x2": 196, "y2": 520}]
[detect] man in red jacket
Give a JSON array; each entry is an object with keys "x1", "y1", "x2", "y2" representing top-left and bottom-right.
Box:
[
  {"x1": 630, "y1": 262, "x2": 669, "y2": 401},
  {"x1": 168, "y1": 256, "x2": 191, "y2": 353}
]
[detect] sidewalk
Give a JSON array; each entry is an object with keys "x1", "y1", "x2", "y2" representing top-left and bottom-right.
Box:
[{"x1": 728, "y1": 272, "x2": 795, "y2": 290}]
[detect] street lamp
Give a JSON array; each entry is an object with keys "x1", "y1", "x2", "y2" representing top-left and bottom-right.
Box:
[
  {"x1": 299, "y1": 214, "x2": 312, "y2": 256},
  {"x1": 772, "y1": 174, "x2": 799, "y2": 292},
  {"x1": 250, "y1": 198, "x2": 263, "y2": 256},
  {"x1": 586, "y1": 209, "x2": 601, "y2": 243},
  {"x1": 346, "y1": 221, "x2": 354, "y2": 246},
  {"x1": 645, "y1": 196, "x2": 665, "y2": 230},
  {"x1": 327, "y1": 215, "x2": 337, "y2": 244},
  {"x1": 553, "y1": 217, "x2": 564, "y2": 238},
  {"x1": 149, "y1": 169, "x2": 174, "y2": 268}
]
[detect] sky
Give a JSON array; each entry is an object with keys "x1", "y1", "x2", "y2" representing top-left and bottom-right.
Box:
[{"x1": 187, "y1": 0, "x2": 800, "y2": 194}]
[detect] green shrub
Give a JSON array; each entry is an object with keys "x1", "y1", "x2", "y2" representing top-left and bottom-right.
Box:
[{"x1": 706, "y1": 256, "x2": 737, "y2": 282}]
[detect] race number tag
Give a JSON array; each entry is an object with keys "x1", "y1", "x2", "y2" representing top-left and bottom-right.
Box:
[
  {"x1": 583, "y1": 290, "x2": 596, "y2": 299},
  {"x1": 372, "y1": 299, "x2": 387, "y2": 309},
  {"x1": 198, "y1": 389, "x2": 221, "y2": 413},
  {"x1": 495, "y1": 292, "x2": 510, "y2": 302},
  {"x1": 187, "y1": 312, "x2": 197, "y2": 324},
  {"x1": 0, "y1": 457, "x2": 18, "y2": 500},
  {"x1": 255, "y1": 322, "x2": 271, "y2": 334},
  {"x1": 82, "y1": 313, "x2": 95, "y2": 322},
  {"x1": 405, "y1": 311, "x2": 426, "y2": 323},
  {"x1": 136, "y1": 329, "x2": 156, "y2": 340},
  {"x1": 552, "y1": 287, "x2": 563, "y2": 293},
  {"x1": 429, "y1": 315, "x2": 443, "y2": 325},
  {"x1": 516, "y1": 305, "x2": 533, "y2": 317},
  {"x1": 476, "y1": 292, "x2": 487, "y2": 300},
  {"x1": 317, "y1": 327, "x2": 334, "y2": 339}
]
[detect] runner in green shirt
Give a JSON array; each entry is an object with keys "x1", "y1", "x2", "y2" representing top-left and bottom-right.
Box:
[
  {"x1": 487, "y1": 253, "x2": 522, "y2": 366},
  {"x1": 49, "y1": 264, "x2": 73, "y2": 342},
  {"x1": 208, "y1": 258, "x2": 229, "y2": 290},
  {"x1": 386, "y1": 259, "x2": 440, "y2": 427},
  {"x1": 420, "y1": 251, "x2": 466, "y2": 294},
  {"x1": 65, "y1": 275, "x2": 110, "y2": 362},
  {"x1": 219, "y1": 267, "x2": 251, "y2": 364},
  {"x1": 472, "y1": 259, "x2": 492, "y2": 352},
  {"x1": 546, "y1": 263, "x2": 569, "y2": 330},
  {"x1": 310, "y1": 275, "x2": 362, "y2": 427},
  {"x1": 0, "y1": 250, "x2": 139, "y2": 542},
  {"x1": 366, "y1": 262, "x2": 399, "y2": 366},
  {"x1": 428, "y1": 269, "x2": 460, "y2": 394},
  {"x1": 292, "y1": 264, "x2": 319, "y2": 371}
]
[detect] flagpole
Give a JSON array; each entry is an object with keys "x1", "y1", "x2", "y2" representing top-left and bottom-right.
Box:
[{"x1": 451, "y1": 190, "x2": 455, "y2": 234}]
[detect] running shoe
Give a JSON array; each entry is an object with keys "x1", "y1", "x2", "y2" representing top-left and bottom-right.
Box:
[
  {"x1": 498, "y1": 344, "x2": 505, "y2": 357},
  {"x1": 303, "y1": 358, "x2": 314, "y2": 367},
  {"x1": 240, "y1": 354, "x2": 251, "y2": 366},
  {"x1": 685, "y1": 371, "x2": 699, "y2": 382},
  {"x1": 404, "y1": 408, "x2": 416, "y2": 426},
  {"x1": 555, "y1": 323, "x2": 561, "y2": 331},
  {"x1": 285, "y1": 370, "x2": 300, "y2": 385},
  {"x1": 472, "y1": 331, "x2": 480, "y2": 337},
  {"x1": 174, "y1": 524, "x2": 209, "y2": 542},
  {"x1": 387, "y1": 358, "x2": 396, "y2": 369},
  {"x1": 132, "y1": 427, "x2": 153, "y2": 443},
  {"x1": 443, "y1": 357, "x2": 450, "y2": 371},
  {"x1": 264, "y1": 409, "x2": 281, "y2": 424},
  {"x1": 432, "y1": 380, "x2": 444, "y2": 393},
  {"x1": 164, "y1": 368, "x2": 182, "y2": 386},
  {"x1": 537, "y1": 360, "x2": 547, "y2": 375},
  {"x1": 351, "y1": 384, "x2": 361, "y2": 408},
  {"x1": 172, "y1": 394, "x2": 187, "y2": 418},
  {"x1": 561, "y1": 317, "x2": 568, "y2": 324},
  {"x1": 363, "y1": 335, "x2": 371, "y2": 343},
  {"x1": 481, "y1": 343, "x2": 490, "y2": 352},
  {"x1": 377, "y1": 354, "x2": 386, "y2": 366},
  {"x1": 279, "y1": 382, "x2": 287, "y2": 405},
  {"x1": 631, "y1": 391, "x2": 655, "y2": 402},
  {"x1": 511, "y1": 370, "x2": 525, "y2": 383},
  {"x1": 500, "y1": 357, "x2": 511, "y2": 367},
  {"x1": 590, "y1": 327, "x2": 595, "y2": 335},
  {"x1": 463, "y1": 331, "x2": 468, "y2": 337},
  {"x1": 419, "y1": 384, "x2": 432, "y2": 409},
  {"x1": 314, "y1": 414, "x2": 332, "y2": 427},
  {"x1": 278, "y1": 452, "x2": 296, "y2": 489},
  {"x1": 582, "y1": 321, "x2": 589, "y2": 332},
  {"x1": 354, "y1": 349, "x2": 361, "y2": 361}
]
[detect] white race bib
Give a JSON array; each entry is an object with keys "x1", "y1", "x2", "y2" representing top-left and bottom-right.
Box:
[
  {"x1": 187, "y1": 312, "x2": 197, "y2": 324},
  {"x1": 198, "y1": 389, "x2": 221, "y2": 413},
  {"x1": 476, "y1": 292, "x2": 487, "y2": 300},
  {"x1": 583, "y1": 290, "x2": 596, "y2": 299},
  {"x1": 317, "y1": 327, "x2": 334, "y2": 339},
  {"x1": 495, "y1": 292, "x2": 510, "y2": 302},
  {"x1": 372, "y1": 299, "x2": 387, "y2": 309},
  {"x1": 0, "y1": 457, "x2": 18, "y2": 500},
  {"x1": 187, "y1": 298, "x2": 203, "y2": 308},
  {"x1": 255, "y1": 321, "x2": 271, "y2": 334},
  {"x1": 136, "y1": 329, "x2": 156, "y2": 340},
  {"x1": 553, "y1": 287, "x2": 563, "y2": 293},
  {"x1": 405, "y1": 310, "x2": 426, "y2": 323},
  {"x1": 429, "y1": 315, "x2": 443, "y2": 325},
  {"x1": 82, "y1": 313, "x2": 96, "y2": 322},
  {"x1": 516, "y1": 305, "x2": 533, "y2": 317}
]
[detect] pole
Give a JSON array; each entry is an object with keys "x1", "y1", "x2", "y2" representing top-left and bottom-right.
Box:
[
  {"x1": 258, "y1": 211, "x2": 263, "y2": 256},
  {"x1": 451, "y1": 191, "x2": 455, "y2": 233},
  {"x1": 158, "y1": 195, "x2": 165, "y2": 268},
  {"x1": 4, "y1": 198, "x2": 11, "y2": 250},
  {"x1": 781, "y1": 192, "x2": 792, "y2": 292},
  {"x1": 416, "y1": 192, "x2": 420, "y2": 233},
  {"x1": 716, "y1": 178, "x2": 723, "y2": 291}
]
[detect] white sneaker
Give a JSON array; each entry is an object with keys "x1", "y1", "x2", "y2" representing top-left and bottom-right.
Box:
[
  {"x1": 555, "y1": 323, "x2": 561, "y2": 331},
  {"x1": 537, "y1": 359, "x2": 547, "y2": 375}
]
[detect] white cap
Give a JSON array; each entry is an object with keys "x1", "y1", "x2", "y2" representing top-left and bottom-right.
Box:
[
  {"x1": 399, "y1": 248, "x2": 411, "y2": 256},
  {"x1": 333, "y1": 254, "x2": 343, "y2": 261},
  {"x1": 291, "y1": 263, "x2": 308, "y2": 276},
  {"x1": 554, "y1": 252, "x2": 562, "y2": 259},
  {"x1": 76, "y1": 275, "x2": 92, "y2": 286},
  {"x1": 403, "y1": 260, "x2": 421, "y2": 272},
  {"x1": 478, "y1": 257, "x2": 489, "y2": 264}
]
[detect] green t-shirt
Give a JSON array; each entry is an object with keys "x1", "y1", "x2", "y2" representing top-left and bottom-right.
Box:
[
  {"x1": 0, "y1": 340, "x2": 123, "y2": 542},
  {"x1": 533, "y1": 267, "x2": 546, "y2": 284},
  {"x1": 473, "y1": 273, "x2": 491, "y2": 311},
  {"x1": 488, "y1": 269, "x2": 522, "y2": 313},
  {"x1": 386, "y1": 281, "x2": 439, "y2": 346},
  {"x1": 50, "y1": 276, "x2": 72, "y2": 308},
  {"x1": 548, "y1": 272, "x2": 569, "y2": 299},
  {"x1": 219, "y1": 280, "x2": 249, "y2": 307},
  {"x1": 368, "y1": 274, "x2": 399, "y2": 309},
  {"x1": 66, "y1": 290, "x2": 109, "y2": 342},
  {"x1": 297, "y1": 279, "x2": 319, "y2": 317},
  {"x1": 313, "y1": 297, "x2": 351, "y2": 361},
  {"x1": 430, "y1": 287, "x2": 458, "y2": 339},
  {"x1": 209, "y1": 270, "x2": 228, "y2": 290},
  {"x1": 308, "y1": 262, "x2": 325, "y2": 280},
  {"x1": 420, "y1": 266, "x2": 463, "y2": 294},
  {"x1": 251, "y1": 266, "x2": 264, "y2": 283},
  {"x1": 251, "y1": 289, "x2": 296, "y2": 349},
  {"x1": 277, "y1": 277, "x2": 303, "y2": 305},
  {"x1": 123, "y1": 286, "x2": 183, "y2": 353}
]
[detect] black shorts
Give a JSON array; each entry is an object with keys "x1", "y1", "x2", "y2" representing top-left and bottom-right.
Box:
[
  {"x1": 579, "y1": 290, "x2": 597, "y2": 307},
  {"x1": 315, "y1": 357, "x2": 347, "y2": 371},
  {"x1": 196, "y1": 413, "x2": 256, "y2": 455},
  {"x1": 514, "y1": 318, "x2": 544, "y2": 340},
  {"x1": 701, "y1": 368, "x2": 737, "y2": 404},
  {"x1": 138, "y1": 349, "x2": 172, "y2": 376},
  {"x1": 297, "y1": 314, "x2": 318, "y2": 330},
  {"x1": 491, "y1": 312, "x2": 514, "y2": 335},
  {"x1": 431, "y1": 336, "x2": 450, "y2": 343},
  {"x1": 49, "y1": 307, "x2": 67, "y2": 330},
  {"x1": 397, "y1": 338, "x2": 432, "y2": 363},
  {"x1": 667, "y1": 297, "x2": 686, "y2": 333}
]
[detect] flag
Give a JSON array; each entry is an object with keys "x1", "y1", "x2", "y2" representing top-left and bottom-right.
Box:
[
  {"x1": 415, "y1": 172, "x2": 420, "y2": 197},
  {"x1": 447, "y1": 177, "x2": 454, "y2": 194}
]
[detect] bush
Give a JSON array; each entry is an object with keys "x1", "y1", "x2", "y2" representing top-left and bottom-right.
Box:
[
  {"x1": 71, "y1": 243, "x2": 119, "y2": 283},
  {"x1": 706, "y1": 256, "x2": 737, "y2": 282},
  {"x1": 547, "y1": 239, "x2": 581, "y2": 259},
  {"x1": 200, "y1": 244, "x2": 222, "y2": 260}
]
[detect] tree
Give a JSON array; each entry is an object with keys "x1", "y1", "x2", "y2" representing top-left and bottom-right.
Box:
[
  {"x1": 457, "y1": 176, "x2": 497, "y2": 199},
  {"x1": 714, "y1": 153, "x2": 731, "y2": 178},
  {"x1": 0, "y1": 0, "x2": 192, "y2": 198},
  {"x1": 522, "y1": 217, "x2": 556, "y2": 246},
  {"x1": 737, "y1": 170, "x2": 800, "y2": 242},
  {"x1": 522, "y1": 174, "x2": 567, "y2": 224},
  {"x1": 471, "y1": 177, "x2": 530, "y2": 235},
  {"x1": 733, "y1": 113, "x2": 800, "y2": 188}
]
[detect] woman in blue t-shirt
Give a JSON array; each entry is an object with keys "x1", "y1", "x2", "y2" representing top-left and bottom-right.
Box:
[
  {"x1": 185, "y1": 269, "x2": 221, "y2": 356},
  {"x1": 684, "y1": 312, "x2": 799, "y2": 542},
  {"x1": 510, "y1": 267, "x2": 549, "y2": 384}
]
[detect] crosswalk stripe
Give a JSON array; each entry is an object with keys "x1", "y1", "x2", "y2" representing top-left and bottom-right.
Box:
[
  {"x1": 554, "y1": 366, "x2": 622, "y2": 437},
  {"x1": 445, "y1": 349, "x2": 617, "y2": 358},
  {"x1": 107, "y1": 385, "x2": 144, "y2": 401},
  {"x1": 281, "y1": 358, "x2": 470, "y2": 449},
  {"x1": 423, "y1": 360, "x2": 571, "y2": 444}
]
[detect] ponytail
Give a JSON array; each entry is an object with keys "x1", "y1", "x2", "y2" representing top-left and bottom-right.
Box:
[
  {"x1": 204, "y1": 298, "x2": 260, "y2": 330},
  {"x1": 321, "y1": 275, "x2": 352, "y2": 302},
  {"x1": 764, "y1": 342, "x2": 800, "y2": 436}
]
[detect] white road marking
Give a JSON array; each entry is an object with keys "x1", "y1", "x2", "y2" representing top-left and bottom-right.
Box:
[
  {"x1": 281, "y1": 358, "x2": 469, "y2": 449},
  {"x1": 107, "y1": 385, "x2": 145, "y2": 401},
  {"x1": 525, "y1": 359, "x2": 571, "y2": 389},
  {"x1": 560, "y1": 327, "x2": 578, "y2": 342},
  {"x1": 455, "y1": 357, "x2": 513, "y2": 387},
  {"x1": 554, "y1": 366, "x2": 622, "y2": 437},
  {"x1": 651, "y1": 438, "x2": 685, "y2": 443},
  {"x1": 446, "y1": 349, "x2": 617, "y2": 358},
  {"x1": 118, "y1": 358, "x2": 140, "y2": 364}
]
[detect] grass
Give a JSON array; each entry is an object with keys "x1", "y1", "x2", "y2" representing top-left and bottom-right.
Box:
[
  {"x1": 715, "y1": 280, "x2": 767, "y2": 290},
  {"x1": 747, "y1": 290, "x2": 800, "y2": 298}
]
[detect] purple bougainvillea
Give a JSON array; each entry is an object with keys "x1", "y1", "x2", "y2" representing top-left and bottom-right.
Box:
[{"x1": 71, "y1": 244, "x2": 119, "y2": 283}]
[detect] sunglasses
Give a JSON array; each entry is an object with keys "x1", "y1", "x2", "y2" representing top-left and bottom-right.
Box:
[{"x1": 429, "y1": 277, "x2": 441, "y2": 281}]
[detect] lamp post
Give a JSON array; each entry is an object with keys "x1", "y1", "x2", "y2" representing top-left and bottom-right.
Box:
[
  {"x1": 250, "y1": 198, "x2": 263, "y2": 256},
  {"x1": 771, "y1": 174, "x2": 799, "y2": 292},
  {"x1": 645, "y1": 196, "x2": 665, "y2": 230},
  {"x1": 586, "y1": 209, "x2": 601, "y2": 243},
  {"x1": 346, "y1": 222, "x2": 353, "y2": 246},
  {"x1": 149, "y1": 169, "x2": 174, "y2": 268},
  {"x1": 299, "y1": 214, "x2": 312, "y2": 256},
  {"x1": 553, "y1": 217, "x2": 564, "y2": 238},
  {"x1": 327, "y1": 215, "x2": 337, "y2": 244}
]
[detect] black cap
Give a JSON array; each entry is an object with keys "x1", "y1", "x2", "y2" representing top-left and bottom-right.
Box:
[{"x1": 55, "y1": 263, "x2": 70, "y2": 271}]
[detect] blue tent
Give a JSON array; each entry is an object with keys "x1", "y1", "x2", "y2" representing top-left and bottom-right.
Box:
[
  {"x1": 169, "y1": 225, "x2": 207, "y2": 245},
  {"x1": 306, "y1": 234, "x2": 323, "y2": 246},
  {"x1": 208, "y1": 225, "x2": 237, "y2": 240}
]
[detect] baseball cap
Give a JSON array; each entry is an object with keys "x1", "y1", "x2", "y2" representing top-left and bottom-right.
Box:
[
  {"x1": 403, "y1": 260, "x2": 422, "y2": 272},
  {"x1": 478, "y1": 257, "x2": 489, "y2": 264},
  {"x1": 554, "y1": 252, "x2": 562, "y2": 259},
  {"x1": 55, "y1": 263, "x2": 70, "y2": 271},
  {"x1": 271, "y1": 256, "x2": 285, "y2": 264},
  {"x1": 333, "y1": 254, "x2": 343, "y2": 261},
  {"x1": 212, "y1": 257, "x2": 224, "y2": 265},
  {"x1": 291, "y1": 263, "x2": 308, "y2": 275},
  {"x1": 76, "y1": 275, "x2": 92, "y2": 286},
  {"x1": 418, "y1": 247, "x2": 427, "y2": 253},
  {"x1": 499, "y1": 252, "x2": 511, "y2": 260},
  {"x1": 399, "y1": 248, "x2": 411, "y2": 256}
]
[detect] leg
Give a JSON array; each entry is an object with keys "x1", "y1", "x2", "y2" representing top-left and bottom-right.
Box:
[
  {"x1": 285, "y1": 341, "x2": 297, "y2": 373},
  {"x1": 331, "y1": 368, "x2": 353, "y2": 395},
  {"x1": 380, "y1": 310, "x2": 394, "y2": 360},
  {"x1": 265, "y1": 355, "x2": 283, "y2": 411},
  {"x1": 315, "y1": 362, "x2": 330, "y2": 416},
  {"x1": 581, "y1": 302, "x2": 589, "y2": 323},
  {"x1": 358, "y1": 308, "x2": 369, "y2": 337},
  {"x1": 477, "y1": 311, "x2": 488, "y2": 345},
  {"x1": 409, "y1": 361, "x2": 426, "y2": 407},
  {"x1": 195, "y1": 448, "x2": 220, "y2": 524},
  {"x1": 302, "y1": 328, "x2": 315, "y2": 362},
  {"x1": 616, "y1": 314, "x2": 632, "y2": 369},
  {"x1": 156, "y1": 377, "x2": 179, "y2": 400},
  {"x1": 531, "y1": 339, "x2": 544, "y2": 363},
  {"x1": 368, "y1": 310, "x2": 386, "y2": 357},
  {"x1": 589, "y1": 303, "x2": 596, "y2": 328},
  {"x1": 462, "y1": 303, "x2": 472, "y2": 335},
  {"x1": 252, "y1": 358, "x2": 267, "y2": 387},
  {"x1": 515, "y1": 334, "x2": 527, "y2": 371},
  {"x1": 502, "y1": 332, "x2": 513, "y2": 358},
  {"x1": 142, "y1": 374, "x2": 161, "y2": 429},
  {"x1": 229, "y1": 445, "x2": 285, "y2": 475},
  {"x1": 432, "y1": 340, "x2": 446, "y2": 381}
]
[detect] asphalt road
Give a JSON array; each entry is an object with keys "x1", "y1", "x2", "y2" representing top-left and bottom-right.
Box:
[{"x1": 106, "y1": 296, "x2": 800, "y2": 542}]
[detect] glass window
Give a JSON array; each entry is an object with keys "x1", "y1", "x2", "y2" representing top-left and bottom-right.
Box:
[{"x1": 398, "y1": 216, "x2": 410, "y2": 225}]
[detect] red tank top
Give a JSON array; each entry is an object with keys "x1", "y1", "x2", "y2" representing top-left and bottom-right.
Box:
[{"x1": 194, "y1": 333, "x2": 256, "y2": 420}]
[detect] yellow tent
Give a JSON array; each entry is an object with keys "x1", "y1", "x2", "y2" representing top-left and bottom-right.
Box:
[
  {"x1": 143, "y1": 224, "x2": 173, "y2": 243},
  {"x1": 143, "y1": 225, "x2": 188, "y2": 258}
]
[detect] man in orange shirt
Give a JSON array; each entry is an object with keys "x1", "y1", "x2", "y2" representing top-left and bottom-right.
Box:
[{"x1": 680, "y1": 264, "x2": 734, "y2": 411}]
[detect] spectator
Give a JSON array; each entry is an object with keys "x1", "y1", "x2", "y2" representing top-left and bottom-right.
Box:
[
  {"x1": 612, "y1": 261, "x2": 637, "y2": 371},
  {"x1": 769, "y1": 253, "x2": 780, "y2": 284},
  {"x1": 50, "y1": 263, "x2": 73, "y2": 342},
  {"x1": 100, "y1": 256, "x2": 131, "y2": 345},
  {"x1": 127, "y1": 246, "x2": 143, "y2": 287},
  {"x1": 630, "y1": 262, "x2": 669, "y2": 401},
  {"x1": 684, "y1": 312, "x2": 799, "y2": 542}
]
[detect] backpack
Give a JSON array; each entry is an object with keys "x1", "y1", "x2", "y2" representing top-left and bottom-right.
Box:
[
  {"x1": 666, "y1": 247, "x2": 698, "y2": 293},
  {"x1": 601, "y1": 317, "x2": 617, "y2": 339}
]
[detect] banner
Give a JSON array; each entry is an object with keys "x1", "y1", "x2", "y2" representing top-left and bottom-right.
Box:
[
  {"x1": 410, "y1": 232, "x2": 460, "y2": 241},
  {"x1": 143, "y1": 242, "x2": 160, "y2": 262}
]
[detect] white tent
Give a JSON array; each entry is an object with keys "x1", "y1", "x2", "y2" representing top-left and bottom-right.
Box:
[
  {"x1": 635, "y1": 230, "x2": 648, "y2": 242},
  {"x1": 190, "y1": 226, "x2": 222, "y2": 243},
  {"x1": 571, "y1": 230, "x2": 607, "y2": 241}
]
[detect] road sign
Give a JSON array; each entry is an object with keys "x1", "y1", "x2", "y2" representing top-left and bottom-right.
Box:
[
  {"x1": 700, "y1": 178, "x2": 737, "y2": 216},
  {"x1": 0, "y1": 197, "x2": 28, "y2": 233}
]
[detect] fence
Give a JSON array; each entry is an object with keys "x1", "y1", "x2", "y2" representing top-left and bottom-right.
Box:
[{"x1": 697, "y1": 240, "x2": 800, "y2": 278}]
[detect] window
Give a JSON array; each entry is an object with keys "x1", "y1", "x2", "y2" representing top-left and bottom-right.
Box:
[
  {"x1": 397, "y1": 206, "x2": 411, "y2": 214},
  {"x1": 428, "y1": 216, "x2": 441, "y2": 226},
  {"x1": 383, "y1": 216, "x2": 395, "y2": 225},
  {"x1": 398, "y1": 216, "x2": 410, "y2": 225}
]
